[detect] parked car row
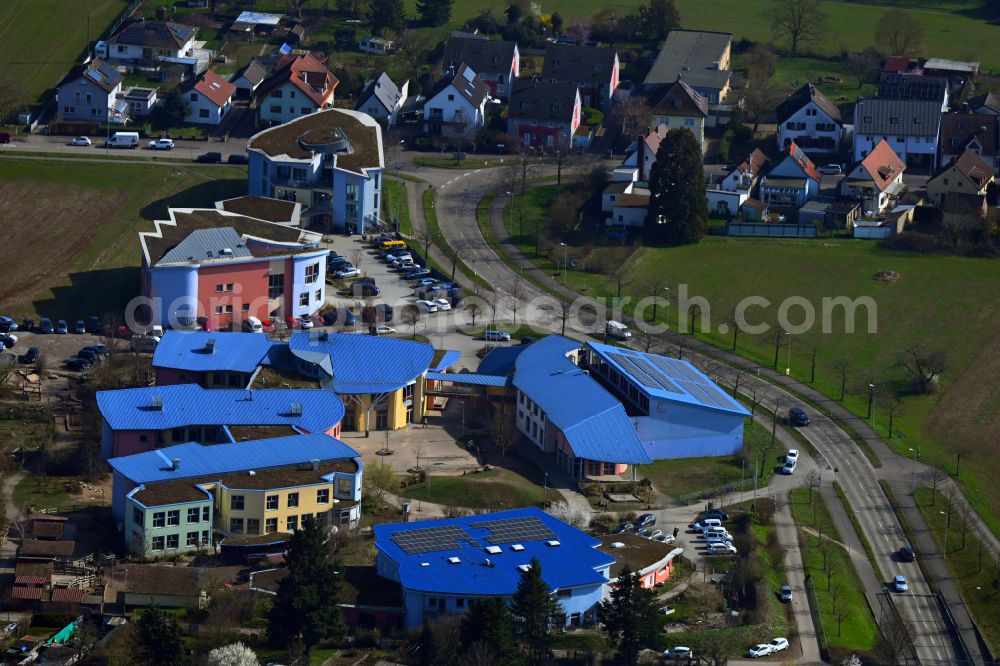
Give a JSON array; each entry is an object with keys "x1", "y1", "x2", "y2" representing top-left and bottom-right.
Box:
[
  {"x1": 1, "y1": 314, "x2": 103, "y2": 335},
  {"x1": 747, "y1": 637, "x2": 789, "y2": 658},
  {"x1": 64, "y1": 344, "x2": 108, "y2": 371}
]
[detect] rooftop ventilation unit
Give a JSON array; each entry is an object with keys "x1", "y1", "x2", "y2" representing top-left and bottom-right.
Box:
[
  {"x1": 511, "y1": 544, "x2": 525, "y2": 552},
  {"x1": 310, "y1": 458, "x2": 319, "y2": 471},
  {"x1": 289, "y1": 402, "x2": 303, "y2": 416},
  {"x1": 447, "y1": 557, "x2": 461, "y2": 564},
  {"x1": 205, "y1": 338, "x2": 216, "y2": 353},
  {"x1": 485, "y1": 545, "x2": 502, "y2": 554},
  {"x1": 518, "y1": 564, "x2": 531, "y2": 572},
  {"x1": 420, "y1": 562, "x2": 430, "y2": 567},
  {"x1": 484, "y1": 558, "x2": 495, "y2": 568},
  {"x1": 170, "y1": 458, "x2": 181, "y2": 470},
  {"x1": 221, "y1": 247, "x2": 233, "y2": 256},
  {"x1": 249, "y1": 470, "x2": 256, "y2": 476},
  {"x1": 546, "y1": 540, "x2": 561, "y2": 547},
  {"x1": 610, "y1": 542, "x2": 625, "y2": 548},
  {"x1": 150, "y1": 396, "x2": 163, "y2": 410}
]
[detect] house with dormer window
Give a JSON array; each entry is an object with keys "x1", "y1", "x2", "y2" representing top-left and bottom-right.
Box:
[
  {"x1": 758, "y1": 142, "x2": 822, "y2": 208},
  {"x1": 441, "y1": 34, "x2": 519, "y2": 100},
  {"x1": 57, "y1": 59, "x2": 124, "y2": 123},
  {"x1": 938, "y1": 113, "x2": 998, "y2": 169},
  {"x1": 423, "y1": 63, "x2": 490, "y2": 138},
  {"x1": 840, "y1": 139, "x2": 906, "y2": 214},
  {"x1": 853, "y1": 98, "x2": 942, "y2": 170},
  {"x1": 541, "y1": 44, "x2": 619, "y2": 109},
  {"x1": 256, "y1": 53, "x2": 339, "y2": 124},
  {"x1": 776, "y1": 84, "x2": 843, "y2": 153},
  {"x1": 649, "y1": 77, "x2": 708, "y2": 150},
  {"x1": 506, "y1": 78, "x2": 581, "y2": 148},
  {"x1": 927, "y1": 149, "x2": 996, "y2": 213},
  {"x1": 184, "y1": 69, "x2": 236, "y2": 124}
]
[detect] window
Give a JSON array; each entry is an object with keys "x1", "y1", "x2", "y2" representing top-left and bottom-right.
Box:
[
  {"x1": 64, "y1": 106, "x2": 75, "y2": 114},
  {"x1": 316, "y1": 512, "x2": 328, "y2": 527},
  {"x1": 152, "y1": 512, "x2": 165, "y2": 528},
  {"x1": 187, "y1": 507, "x2": 200, "y2": 523},
  {"x1": 299, "y1": 292, "x2": 309, "y2": 306},
  {"x1": 230, "y1": 518, "x2": 244, "y2": 534},
  {"x1": 557, "y1": 588, "x2": 572, "y2": 597},
  {"x1": 117, "y1": 45, "x2": 126, "y2": 53},
  {"x1": 301, "y1": 107, "x2": 310, "y2": 114},
  {"x1": 133, "y1": 508, "x2": 144, "y2": 525},
  {"x1": 216, "y1": 283, "x2": 234, "y2": 292},
  {"x1": 202, "y1": 506, "x2": 211, "y2": 521},
  {"x1": 290, "y1": 90, "x2": 296, "y2": 98},
  {"x1": 317, "y1": 488, "x2": 330, "y2": 503},
  {"x1": 187, "y1": 531, "x2": 199, "y2": 546},
  {"x1": 202, "y1": 530, "x2": 210, "y2": 544},
  {"x1": 215, "y1": 305, "x2": 234, "y2": 314},
  {"x1": 266, "y1": 494, "x2": 279, "y2": 510},
  {"x1": 167, "y1": 510, "x2": 180, "y2": 526},
  {"x1": 286, "y1": 515, "x2": 298, "y2": 531},
  {"x1": 91, "y1": 108, "x2": 99, "y2": 116},
  {"x1": 242, "y1": 303, "x2": 250, "y2": 312},
  {"x1": 151, "y1": 536, "x2": 165, "y2": 551},
  {"x1": 315, "y1": 289, "x2": 322, "y2": 302},
  {"x1": 265, "y1": 517, "x2": 278, "y2": 533},
  {"x1": 231, "y1": 495, "x2": 245, "y2": 511},
  {"x1": 287, "y1": 492, "x2": 299, "y2": 508},
  {"x1": 271, "y1": 90, "x2": 283, "y2": 98},
  {"x1": 199, "y1": 108, "x2": 210, "y2": 118},
  {"x1": 246, "y1": 518, "x2": 261, "y2": 535},
  {"x1": 167, "y1": 534, "x2": 179, "y2": 549},
  {"x1": 337, "y1": 478, "x2": 352, "y2": 495},
  {"x1": 190, "y1": 93, "x2": 198, "y2": 101},
  {"x1": 456, "y1": 598, "x2": 465, "y2": 608},
  {"x1": 447, "y1": 94, "x2": 455, "y2": 101},
  {"x1": 943, "y1": 178, "x2": 949, "y2": 185},
  {"x1": 684, "y1": 118, "x2": 695, "y2": 127},
  {"x1": 270, "y1": 105, "x2": 281, "y2": 113},
  {"x1": 305, "y1": 262, "x2": 320, "y2": 283},
  {"x1": 268, "y1": 274, "x2": 284, "y2": 299}
]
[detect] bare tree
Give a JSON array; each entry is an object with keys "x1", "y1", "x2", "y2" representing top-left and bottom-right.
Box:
[
  {"x1": 411, "y1": 441, "x2": 426, "y2": 471},
  {"x1": 928, "y1": 468, "x2": 948, "y2": 503},
  {"x1": 349, "y1": 249, "x2": 365, "y2": 272},
  {"x1": 833, "y1": 356, "x2": 852, "y2": 401},
  {"x1": 0, "y1": 74, "x2": 26, "y2": 124},
  {"x1": 841, "y1": 48, "x2": 882, "y2": 88},
  {"x1": 834, "y1": 603, "x2": 852, "y2": 636},
  {"x1": 808, "y1": 345, "x2": 819, "y2": 383},
  {"x1": 413, "y1": 229, "x2": 434, "y2": 261},
  {"x1": 876, "y1": 610, "x2": 914, "y2": 665},
  {"x1": 898, "y1": 345, "x2": 947, "y2": 394},
  {"x1": 744, "y1": 43, "x2": 777, "y2": 79},
  {"x1": 885, "y1": 393, "x2": 903, "y2": 437},
  {"x1": 956, "y1": 505, "x2": 972, "y2": 550},
  {"x1": 685, "y1": 582, "x2": 722, "y2": 623},
  {"x1": 401, "y1": 304, "x2": 421, "y2": 339},
  {"x1": 766, "y1": 0, "x2": 828, "y2": 55},
  {"x1": 610, "y1": 96, "x2": 652, "y2": 137},
  {"x1": 802, "y1": 468, "x2": 821, "y2": 508},
  {"x1": 465, "y1": 302, "x2": 483, "y2": 328},
  {"x1": 830, "y1": 580, "x2": 844, "y2": 616},
  {"x1": 505, "y1": 278, "x2": 527, "y2": 327},
  {"x1": 820, "y1": 539, "x2": 835, "y2": 589},
  {"x1": 691, "y1": 630, "x2": 735, "y2": 666},
  {"x1": 287, "y1": 0, "x2": 309, "y2": 19},
  {"x1": 363, "y1": 462, "x2": 397, "y2": 511},
  {"x1": 559, "y1": 302, "x2": 570, "y2": 336},
  {"x1": 740, "y1": 78, "x2": 787, "y2": 135},
  {"x1": 876, "y1": 8, "x2": 924, "y2": 56},
  {"x1": 489, "y1": 401, "x2": 519, "y2": 461}
]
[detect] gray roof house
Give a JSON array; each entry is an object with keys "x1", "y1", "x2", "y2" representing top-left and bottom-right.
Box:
[
  {"x1": 102, "y1": 19, "x2": 198, "y2": 65},
  {"x1": 356, "y1": 72, "x2": 409, "y2": 127},
  {"x1": 642, "y1": 30, "x2": 732, "y2": 104},
  {"x1": 852, "y1": 98, "x2": 943, "y2": 169},
  {"x1": 441, "y1": 34, "x2": 519, "y2": 99},
  {"x1": 234, "y1": 59, "x2": 268, "y2": 91},
  {"x1": 506, "y1": 78, "x2": 581, "y2": 148},
  {"x1": 422, "y1": 63, "x2": 491, "y2": 138},
  {"x1": 541, "y1": 43, "x2": 619, "y2": 109},
  {"x1": 57, "y1": 59, "x2": 124, "y2": 123}
]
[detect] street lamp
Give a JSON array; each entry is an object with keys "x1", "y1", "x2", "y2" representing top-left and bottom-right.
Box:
[
  {"x1": 785, "y1": 332, "x2": 792, "y2": 376},
  {"x1": 559, "y1": 242, "x2": 568, "y2": 285},
  {"x1": 867, "y1": 383, "x2": 876, "y2": 422},
  {"x1": 506, "y1": 190, "x2": 515, "y2": 237},
  {"x1": 909, "y1": 447, "x2": 917, "y2": 495},
  {"x1": 940, "y1": 509, "x2": 951, "y2": 554}
]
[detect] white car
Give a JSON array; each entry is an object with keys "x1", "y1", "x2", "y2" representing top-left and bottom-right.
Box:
[
  {"x1": 69, "y1": 136, "x2": 92, "y2": 146},
  {"x1": 298, "y1": 315, "x2": 315, "y2": 329},
  {"x1": 335, "y1": 267, "x2": 360, "y2": 279},
  {"x1": 148, "y1": 138, "x2": 175, "y2": 150},
  {"x1": 893, "y1": 575, "x2": 908, "y2": 592},
  {"x1": 748, "y1": 644, "x2": 773, "y2": 658},
  {"x1": 433, "y1": 298, "x2": 452, "y2": 311},
  {"x1": 767, "y1": 638, "x2": 789, "y2": 653},
  {"x1": 390, "y1": 255, "x2": 413, "y2": 267},
  {"x1": 0, "y1": 333, "x2": 17, "y2": 345},
  {"x1": 374, "y1": 325, "x2": 396, "y2": 335},
  {"x1": 706, "y1": 542, "x2": 737, "y2": 555},
  {"x1": 663, "y1": 647, "x2": 693, "y2": 660},
  {"x1": 819, "y1": 163, "x2": 843, "y2": 175},
  {"x1": 786, "y1": 449, "x2": 800, "y2": 465},
  {"x1": 416, "y1": 300, "x2": 439, "y2": 313}
]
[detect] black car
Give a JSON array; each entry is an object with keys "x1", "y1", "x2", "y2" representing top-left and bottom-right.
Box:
[
  {"x1": 77, "y1": 349, "x2": 102, "y2": 363},
  {"x1": 65, "y1": 356, "x2": 92, "y2": 371},
  {"x1": 85, "y1": 316, "x2": 102, "y2": 334},
  {"x1": 22, "y1": 318, "x2": 35, "y2": 332},
  {"x1": 0, "y1": 334, "x2": 16, "y2": 348},
  {"x1": 39, "y1": 317, "x2": 54, "y2": 334},
  {"x1": 19, "y1": 347, "x2": 39, "y2": 364},
  {"x1": 80, "y1": 344, "x2": 108, "y2": 358},
  {"x1": 789, "y1": 406, "x2": 810, "y2": 426},
  {"x1": 195, "y1": 152, "x2": 222, "y2": 163},
  {"x1": 635, "y1": 513, "x2": 656, "y2": 528},
  {"x1": 321, "y1": 310, "x2": 339, "y2": 326},
  {"x1": 704, "y1": 509, "x2": 730, "y2": 521},
  {"x1": 898, "y1": 546, "x2": 916, "y2": 562},
  {"x1": 227, "y1": 153, "x2": 249, "y2": 165}
]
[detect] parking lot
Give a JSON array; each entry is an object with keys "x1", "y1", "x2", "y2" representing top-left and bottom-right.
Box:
[{"x1": 0, "y1": 328, "x2": 110, "y2": 370}]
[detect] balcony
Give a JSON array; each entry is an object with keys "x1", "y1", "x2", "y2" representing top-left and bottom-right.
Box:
[{"x1": 272, "y1": 176, "x2": 315, "y2": 189}]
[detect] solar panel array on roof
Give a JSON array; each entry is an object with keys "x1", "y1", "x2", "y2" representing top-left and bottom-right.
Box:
[
  {"x1": 473, "y1": 517, "x2": 557, "y2": 544},
  {"x1": 391, "y1": 525, "x2": 474, "y2": 554},
  {"x1": 609, "y1": 352, "x2": 681, "y2": 394}
]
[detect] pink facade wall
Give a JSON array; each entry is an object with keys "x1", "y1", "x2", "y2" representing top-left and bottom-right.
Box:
[
  {"x1": 155, "y1": 368, "x2": 206, "y2": 387},
  {"x1": 114, "y1": 430, "x2": 159, "y2": 457}
]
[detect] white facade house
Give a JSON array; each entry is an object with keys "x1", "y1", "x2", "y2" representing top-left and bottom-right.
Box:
[
  {"x1": 840, "y1": 139, "x2": 906, "y2": 214},
  {"x1": 776, "y1": 84, "x2": 843, "y2": 153},
  {"x1": 423, "y1": 63, "x2": 489, "y2": 139},
  {"x1": 57, "y1": 59, "x2": 123, "y2": 122},
  {"x1": 355, "y1": 72, "x2": 409, "y2": 127},
  {"x1": 184, "y1": 70, "x2": 236, "y2": 125},
  {"x1": 101, "y1": 20, "x2": 198, "y2": 64},
  {"x1": 853, "y1": 98, "x2": 942, "y2": 170}
]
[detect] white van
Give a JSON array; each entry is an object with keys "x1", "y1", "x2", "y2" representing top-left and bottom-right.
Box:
[
  {"x1": 242, "y1": 316, "x2": 263, "y2": 333},
  {"x1": 606, "y1": 320, "x2": 632, "y2": 340},
  {"x1": 694, "y1": 518, "x2": 724, "y2": 532},
  {"x1": 108, "y1": 132, "x2": 140, "y2": 149}
]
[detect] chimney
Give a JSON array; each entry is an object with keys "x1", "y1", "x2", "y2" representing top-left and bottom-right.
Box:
[
  {"x1": 171, "y1": 458, "x2": 181, "y2": 471},
  {"x1": 310, "y1": 458, "x2": 319, "y2": 471}
]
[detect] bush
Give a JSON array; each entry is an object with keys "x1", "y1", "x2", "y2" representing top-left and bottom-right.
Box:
[{"x1": 880, "y1": 231, "x2": 944, "y2": 253}]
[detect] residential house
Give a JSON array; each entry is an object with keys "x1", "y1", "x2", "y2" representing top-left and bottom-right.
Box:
[
  {"x1": 101, "y1": 19, "x2": 198, "y2": 65},
  {"x1": 649, "y1": 77, "x2": 709, "y2": 150},
  {"x1": 926, "y1": 149, "x2": 996, "y2": 213},
  {"x1": 938, "y1": 112, "x2": 998, "y2": 168},
  {"x1": 359, "y1": 36, "x2": 393, "y2": 55},
  {"x1": 422, "y1": 63, "x2": 490, "y2": 139},
  {"x1": 966, "y1": 92, "x2": 1000, "y2": 116},
  {"x1": 541, "y1": 43, "x2": 619, "y2": 109},
  {"x1": 840, "y1": 139, "x2": 906, "y2": 214},
  {"x1": 123, "y1": 87, "x2": 158, "y2": 117},
  {"x1": 621, "y1": 124, "x2": 667, "y2": 182},
  {"x1": 506, "y1": 78, "x2": 581, "y2": 149},
  {"x1": 775, "y1": 83, "x2": 843, "y2": 153},
  {"x1": 706, "y1": 148, "x2": 768, "y2": 217},
  {"x1": 247, "y1": 108, "x2": 385, "y2": 233},
  {"x1": 112, "y1": 565, "x2": 217, "y2": 608},
  {"x1": 877, "y1": 73, "x2": 950, "y2": 112},
  {"x1": 759, "y1": 142, "x2": 823, "y2": 208},
  {"x1": 109, "y1": 435, "x2": 363, "y2": 555},
  {"x1": 150, "y1": 330, "x2": 442, "y2": 433},
  {"x1": 96, "y1": 384, "x2": 346, "y2": 458},
  {"x1": 57, "y1": 59, "x2": 123, "y2": 123},
  {"x1": 853, "y1": 98, "x2": 942, "y2": 169},
  {"x1": 184, "y1": 69, "x2": 236, "y2": 124},
  {"x1": 642, "y1": 30, "x2": 732, "y2": 103},
  {"x1": 138, "y1": 206, "x2": 329, "y2": 329},
  {"x1": 356, "y1": 72, "x2": 409, "y2": 127},
  {"x1": 234, "y1": 59, "x2": 268, "y2": 92},
  {"x1": 603, "y1": 183, "x2": 650, "y2": 229},
  {"x1": 441, "y1": 34, "x2": 519, "y2": 100},
  {"x1": 256, "y1": 53, "x2": 338, "y2": 124},
  {"x1": 922, "y1": 58, "x2": 979, "y2": 93},
  {"x1": 373, "y1": 508, "x2": 615, "y2": 629}
]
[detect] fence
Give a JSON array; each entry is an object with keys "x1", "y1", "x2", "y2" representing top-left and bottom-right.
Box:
[
  {"x1": 803, "y1": 574, "x2": 830, "y2": 662},
  {"x1": 677, "y1": 476, "x2": 764, "y2": 506},
  {"x1": 726, "y1": 223, "x2": 819, "y2": 238}
]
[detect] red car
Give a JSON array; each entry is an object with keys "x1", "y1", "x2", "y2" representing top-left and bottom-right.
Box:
[{"x1": 284, "y1": 316, "x2": 298, "y2": 330}]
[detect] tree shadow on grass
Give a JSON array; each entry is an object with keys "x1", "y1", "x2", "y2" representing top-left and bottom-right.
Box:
[
  {"x1": 139, "y1": 177, "x2": 247, "y2": 221},
  {"x1": 33, "y1": 267, "x2": 140, "y2": 321}
]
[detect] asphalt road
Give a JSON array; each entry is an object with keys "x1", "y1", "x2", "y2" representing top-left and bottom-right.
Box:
[
  {"x1": 0, "y1": 133, "x2": 249, "y2": 161},
  {"x1": 425, "y1": 163, "x2": 957, "y2": 664}
]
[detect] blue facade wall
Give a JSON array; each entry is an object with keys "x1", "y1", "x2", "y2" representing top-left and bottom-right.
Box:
[
  {"x1": 149, "y1": 265, "x2": 199, "y2": 327},
  {"x1": 635, "y1": 405, "x2": 745, "y2": 459}
]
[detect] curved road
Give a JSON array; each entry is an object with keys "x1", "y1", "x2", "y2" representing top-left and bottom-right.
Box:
[{"x1": 421, "y1": 163, "x2": 960, "y2": 664}]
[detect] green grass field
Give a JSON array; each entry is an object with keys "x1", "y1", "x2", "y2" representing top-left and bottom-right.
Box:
[
  {"x1": 383, "y1": 179, "x2": 412, "y2": 235},
  {"x1": 398, "y1": 468, "x2": 546, "y2": 509},
  {"x1": 0, "y1": 0, "x2": 129, "y2": 114},
  {"x1": 789, "y1": 488, "x2": 879, "y2": 651},
  {"x1": 0, "y1": 158, "x2": 245, "y2": 318}
]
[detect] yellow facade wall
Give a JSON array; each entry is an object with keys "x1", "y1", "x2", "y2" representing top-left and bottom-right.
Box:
[{"x1": 209, "y1": 481, "x2": 337, "y2": 534}]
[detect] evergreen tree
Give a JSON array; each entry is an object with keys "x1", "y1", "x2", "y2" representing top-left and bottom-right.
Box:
[
  {"x1": 369, "y1": 0, "x2": 406, "y2": 34},
  {"x1": 644, "y1": 128, "x2": 707, "y2": 246},
  {"x1": 460, "y1": 597, "x2": 520, "y2": 665},
  {"x1": 418, "y1": 621, "x2": 437, "y2": 666},
  {"x1": 164, "y1": 88, "x2": 191, "y2": 126},
  {"x1": 639, "y1": 0, "x2": 681, "y2": 42},
  {"x1": 550, "y1": 11, "x2": 564, "y2": 35},
  {"x1": 509, "y1": 557, "x2": 564, "y2": 664},
  {"x1": 416, "y1": 0, "x2": 453, "y2": 26},
  {"x1": 137, "y1": 607, "x2": 185, "y2": 666},
  {"x1": 599, "y1": 566, "x2": 662, "y2": 666},
  {"x1": 267, "y1": 516, "x2": 343, "y2": 661}
]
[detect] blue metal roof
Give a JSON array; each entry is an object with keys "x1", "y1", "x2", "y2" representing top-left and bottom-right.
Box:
[
  {"x1": 152, "y1": 331, "x2": 275, "y2": 373},
  {"x1": 289, "y1": 331, "x2": 435, "y2": 394},
  {"x1": 586, "y1": 342, "x2": 749, "y2": 416},
  {"x1": 512, "y1": 336, "x2": 650, "y2": 464},
  {"x1": 425, "y1": 371, "x2": 509, "y2": 387},
  {"x1": 97, "y1": 384, "x2": 344, "y2": 434},
  {"x1": 428, "y1": 350, "x2": 461, "y2": 372},
  {"x1": 476, "y1": 345, "x2": 528, "y2": 376},
  {"x1": 109, "y1": 433, "x2": 360, "y2": 484},
  {"x1": 374, "y1": 508, "x2": 613, "y2": 596}
]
